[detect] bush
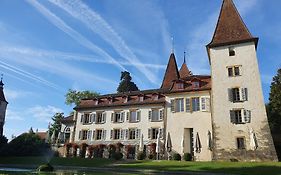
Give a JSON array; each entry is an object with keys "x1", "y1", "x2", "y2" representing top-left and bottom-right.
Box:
[
  {"x1": 148, "y1": 154, "x2": 155, "y2": 160},
  {"x1": 136, "y1": 152, "x2": 146, "y2": 160},
  {"x1": 173, "y1": 153, "x2": 181, "y2": 161},
  {"x1": 37, "y1": 163, "x2": 54, "y2": 172},
  {"x1": 113, "y1": 152, "x2": 123, "y2": 160},
  {"x1": 183, "y1": 153, "x2": 192, "y2": 161}
]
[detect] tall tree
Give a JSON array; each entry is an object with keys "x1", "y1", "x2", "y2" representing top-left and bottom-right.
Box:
[
  {"x1": 65, "y1": 89, "x2": 100, "y2": 106},
  {"x1": 267, "y1": 68, "x2": 281, "y2": 133},
  {"x1": 117, "y1": 71, "x2": 139, "y2": 93},
  {"x1": 49, "y1": 113, "x2": 64, "y2": 138}
]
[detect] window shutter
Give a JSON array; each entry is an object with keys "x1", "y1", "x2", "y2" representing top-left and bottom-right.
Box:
[
  {"x1": 206, "y1": 98, "x2": 210, "y2": 112},
  {"x1": 80, "y1": 114, "x2": 84, "y2": 123},
  {"x1": 137, "y1": 110, "x2": 141, "y2": 122},
  {"x1": 186, "y1": 98, "x2": 191, "y2": 112},
  {"x1": 230, "y1": 110, "x2": 236, "y2": 123},
  {"x1": 148, "y1": 110, "x2": 152, "y2": 121},
  {"x1": 121, "y1": 112, "x2": 125, "y2": 122},
  {"x1": 102, "y1": 112, "x2": 106, "y2": 123},
  {"x1": 93, "y1": 113, "x2": 96, "y2": 124},
  {"x1": 136, "y1": 129, "x2": 140, "y2": 139},
  {"x1": 148, "y1": 128, "x2": 151, "y2": 139},
  {"x1": 180, "y1": 99, "x2": 184, "y2": 112},
  {"x1": 159, "y1": 128, "x2": 164, "y2": 139},
  {"x1": 87, "y1": 130, "x2": 92, "y2": 141},
  {"x1": 241, "y1": 88, "x2": 248, "y2": 101},
  {"x1": 159, "y1": 109, "x2": 164, "y2": 121},
  {"x1": 89, "y1": 114, "x2": 93, "y2": 123},
  {"x1": 126, "y1": 112, "x2": 130, "y2": 121},
  {"x1": 111, "y1": 113, "x2": 114, "y2": 123},
  {"x1": 201, "y1": 98, "x2": 206, "y2": 111},
  {"x1": 125, "y1": 129, "x2": 128, "y2": 140},
  {"x1": 171, "y1": 99, "x2": 175, "y2": 112},
  {"x1": 228, "y1": 88, "x2": 233, "y2": 102},
  {"x1": 110, "y1": 130, "x2": 113, "y2": 139},
  {"x1": 102, "y1": 130, "x2": 106, "y2": 140},
  {"x1": 78, "y1": 130, "x2": 82, "y2": 140},
  {"x1": 92, "y1": 130, "x2": 96, "y2": 140},
  {"x1": 244, "y1": 110, "x2": 251, "y2": 123},
  {"x1": 120, "y1": 129, "x2": 124, "y2": 139}
]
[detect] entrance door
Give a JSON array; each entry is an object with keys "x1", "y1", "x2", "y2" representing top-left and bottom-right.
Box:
[{"x1": 184, "y1": 128, "x2": 194, "y2": 155}]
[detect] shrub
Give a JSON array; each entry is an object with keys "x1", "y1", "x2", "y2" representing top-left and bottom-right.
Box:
[
  {"x1": 173, "y1": 153, "x2": 181, "y2": 161},
  {"x1": 183, "y1": 153, "x2": 192, "y2": 161},
  {"x1": 148, "y1": 154, "x2": 155, "y2": 160},
  {"x1": 136, "y1": 152, "x2": 146, "y2": 160},
  {"x1": 37, "y1": 163, "x2": 54, "y2": 172},
  {"x1": 113, "y1": 152, "x2": 123, "y2": 160}
]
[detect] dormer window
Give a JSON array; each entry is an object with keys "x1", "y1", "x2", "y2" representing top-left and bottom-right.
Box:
[
  {"x1": 153, "y1": 94, "x2": 158, "y2": 101},
  {"x1": 177, "y1": 83, "x2": 184, "y2": 89},
  {"x1": 108, "y1": 97, "x2": 113, "y2": 104},
  {"x1": 94, "y1": 99, "x2": 98, "y2": 105},
  {"x1": 192, "y1": 82, "x2": 200, "y2": 88},
  {"x1": 123, "y1": 96, "x2": 128, "y2": 103},
  {"x1": 229, "y1": 47, "x2": 235, "y2": 56},
  {"x1": 139, "y1": 96, "x2": 144, "y2": 102}
]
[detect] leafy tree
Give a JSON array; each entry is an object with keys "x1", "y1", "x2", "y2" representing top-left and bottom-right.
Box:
[
  {"x1": 0, "y1": 135, "x2": 8, "y2": 148},
  {"x1": 117, "y1": 71, "x2": 139, "y2": 93},
  {"x1": 49, "y1": 113, "x2": 64, "y2": 138},
  {"x1": 65, "y1": 89, "x2": 100, "y2": 106},
  {"x1": 267, "y1": 68, "x2": 281, "y2": 133},
  {"x1": 0, "y1": 133, "x2": 50, "y2": 156}
]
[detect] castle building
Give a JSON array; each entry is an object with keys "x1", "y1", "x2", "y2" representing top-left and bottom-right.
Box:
[
  {"x1": 60, "y1": 0, "x2": 278, "y2": 161},
  {"x1": 0, "y1": 78, "x2": 8, "y2": 138}
]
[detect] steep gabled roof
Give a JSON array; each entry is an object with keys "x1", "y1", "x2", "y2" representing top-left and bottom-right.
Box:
[
  {"x1": 160, "y1": 53, "x2": 180, "y2": 89},
  {"x1": 179, "y1": 62, "x2": 192, "y2": 78},
  {"x1": 207, "y1": 0, "x2": 258, "y2": 48}
]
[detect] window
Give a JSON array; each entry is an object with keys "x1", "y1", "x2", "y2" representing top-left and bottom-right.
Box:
[
  {"x1": 79, "y1": 130, "x2": 91, "y2": 140},
  {"x1": 186, "y1": 98, "x2": 191, "y2": 112},
  {"x1": 129, "y1": 128, "x2": 136, "y2": 140},
  {"x1": 175, "y1": 98, "x2": 184, "y2": 112},
  {"x1": 153, "y1": 94, "x2": 158, "y2": 100},
  {"x1": 96, "y1": 112, "x2": 103, "y2": 123},
  {"x1": 192, "y1": 97, "x2": 200, "y2": 111},
  {"x1": 177, "y1": 83, "x2": 184, "y2": 89},
  {"x1": 96, "y1": 129, "x2": 103, "y2": 140},
  {"x1": 230, "y1": 109, "x2": 251, "y2": 124},
  {"x1": 192, "y1": 82, "x2": 200, "y2": 88},
  {"x1": 148, "y1": 128, "x2": 163, "y2": 139},
  {"x1": 139, "y1": 96, "x2": 144, "y2": 102},
  {"x1": 227, "y1": 66, "x2": 241, "y2": 77},
  {"x1": 129, "y1": 110, "x2": 140, "y2": 122},
  {"x1": 229, "y1": 47, "x2": 235, "y2": 56},
  {"x1": 228, "y1": 88, "x2": 248, "y2": 102},
  {"x1": 149, "y1": 108, "x2": 163, "y2": 121},
  {"x1": 81, "y1": 113, "x2": 91, "y2": 124},
  {"x1": 112, "y1": 112, "x2": 124, "y2": 123},
  {"x1": 111, "y1": 129, "x2": 121, "y2": 140},
  {"x1": 237, "y1": 137, "x2": 245, "y2": 149}
]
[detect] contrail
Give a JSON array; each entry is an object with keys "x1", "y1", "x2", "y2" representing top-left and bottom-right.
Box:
[{"x1": 48, "y1": 0, "x2": 159, "y2": 84}]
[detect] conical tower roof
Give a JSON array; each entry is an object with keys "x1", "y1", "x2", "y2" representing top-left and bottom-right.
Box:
[
  {"x1": 0, "y1": 80, "x2": 8, "y2": 103},
  {"x1": 207, "y1": 0, "x2": 258, "y2": 48},
  {"x1": 179, "y1": 54, "x2": 192, "y2": 78},
  {"x1": 161, "y1": 53, "x2": 179, "y2": 89}
]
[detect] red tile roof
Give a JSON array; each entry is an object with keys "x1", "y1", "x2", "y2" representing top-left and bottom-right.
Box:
[
  {"x1": 207, "y1": 0, "x2": 258, "y2": 48},
  {"x1": 179, "y1": 62, "x2": 192, "y2": 78},
  {"x1": 36, "y1": 132, "x2": 47, "y2": 140},
  {"x1": 160, "y1": 53, "x2": 180, "y2": 89},
  {"x1": 61, "y1": 115, "x2": 74, "y2": 124}
]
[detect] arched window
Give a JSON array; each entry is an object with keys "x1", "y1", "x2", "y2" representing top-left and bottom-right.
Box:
[{"x1": 64, "y1": 127, "x2": 71, "y2": 133}]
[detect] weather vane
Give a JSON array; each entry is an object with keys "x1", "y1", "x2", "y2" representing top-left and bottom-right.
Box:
[{"x1": 171, "y1": 37, "x2": 174, "y2": 53}]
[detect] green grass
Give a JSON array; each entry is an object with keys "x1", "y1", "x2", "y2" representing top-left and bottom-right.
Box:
[
  {"x1": 0, "y1": 156, "x2": 115, "y2": 167},
  {"x1": 117, "y1": 160, "x2": 281, "y2": 175}
]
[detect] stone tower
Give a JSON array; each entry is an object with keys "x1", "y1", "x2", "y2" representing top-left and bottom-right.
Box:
[
  {"x1": 0, "y1": 78, "x2": 8, "y2": 137},
  {"x1": 207, "y1": 0, "x2": 278, "y2": 161}
]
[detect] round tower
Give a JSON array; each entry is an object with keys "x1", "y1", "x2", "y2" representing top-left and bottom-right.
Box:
[{"x1": 0, "y1": 78, "x2": 8, "y2": 137}]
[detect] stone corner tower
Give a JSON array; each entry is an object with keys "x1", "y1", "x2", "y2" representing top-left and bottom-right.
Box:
[
  {"x1": 206, "y1": 0, "x2": 278, "y2": 161},
  {"x1": 0, "y1": 78, "x2": 8, "y2": 137}
]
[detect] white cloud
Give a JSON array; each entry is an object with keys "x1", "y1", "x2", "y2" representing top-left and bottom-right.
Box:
[
  {"x1": 5, "y1": 89, "x2": 36, "y2": 100},
  {"x1": 6, "y1": 109, "x2": 24, "y2": 121},
  {"x1": 27, "y1": 105, "x2": 64, "y2": 122}
]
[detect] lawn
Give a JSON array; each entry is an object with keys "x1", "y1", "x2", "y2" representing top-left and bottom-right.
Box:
[
  {"x1": 117, "y1": 160, "x2": 281, "y2": 175},
  {"x1": 0, "y1": 157, "x2": 281, "y2": 175}
]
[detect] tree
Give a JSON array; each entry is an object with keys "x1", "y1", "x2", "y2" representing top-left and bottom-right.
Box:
[
  {"x1": 117, "y1": 71, "x2": 139, "y2": 93},
  {"x1": 49, "y1": 113, "x2": 64, "y2": 138},
  {"x1": 0, "y1": 133, "x2": 50, "y2": 156},
  {"x1": 65, "y1": 89, "x2": 100, "y2": 106},
  {"x1": 0, "y1": 135, "x2": 8, "y2": 148},
  {"x1": 267, "y1": 68, "x2": 281, "y2": 133}
]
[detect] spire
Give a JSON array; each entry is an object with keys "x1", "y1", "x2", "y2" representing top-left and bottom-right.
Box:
[
  {"x1": 179, "y1": 52, "x2": 192, "y2": 78},
  {"x1": 207, "y1": 0, "x2": 258, "y2": 48},
  {"x1": 0, "y1": 75, "x2": 8, "y2": 103},
  {"x1": 161, "y1": 53, "x2": 179, "y2": 89}
]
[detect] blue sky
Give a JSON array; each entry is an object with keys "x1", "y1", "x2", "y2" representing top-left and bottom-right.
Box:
[{"x1": 0, "y1": 0, "x2": 280, "y2": 140}]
